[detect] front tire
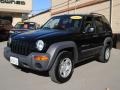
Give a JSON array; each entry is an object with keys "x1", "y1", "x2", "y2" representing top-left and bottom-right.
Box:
[{"x1": 49, "y1": 51, "x2": 74, "y2": 83}]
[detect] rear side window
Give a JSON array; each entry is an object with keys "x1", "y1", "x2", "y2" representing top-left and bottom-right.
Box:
[
  {"x1": 94, "y1": 17, "x2": 105, "y2": 33},
  {"x1": 101, "y1": 16, "x2": 111, "y2": 31},
  {"x1": 102, "y1": 16, "x2": 109, "y2": 24}
]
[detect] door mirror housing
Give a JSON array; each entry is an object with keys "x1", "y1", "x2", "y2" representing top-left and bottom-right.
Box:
[{"x1": 88, "y1": 27, "x2": 95, "y2": 33}]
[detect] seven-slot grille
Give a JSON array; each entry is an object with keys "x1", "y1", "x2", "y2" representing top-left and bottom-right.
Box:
[{"x1": 10, "y1": 40, "x2": 33, "y2": 56}]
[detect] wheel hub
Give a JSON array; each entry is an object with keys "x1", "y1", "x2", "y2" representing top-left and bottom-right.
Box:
[
  {"x1": 105, "y1": 48, "x2": 110, "y2": 60},
  {"x1": 59, "y1": 58, "x2": 72, "y2": 78}
]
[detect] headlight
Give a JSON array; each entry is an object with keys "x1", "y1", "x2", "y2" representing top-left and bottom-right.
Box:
[{"x1": 36, "y1": 40, "x2": 44, "y2": 51}]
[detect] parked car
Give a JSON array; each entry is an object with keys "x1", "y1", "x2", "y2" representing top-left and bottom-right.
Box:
[
  {"x1": 10, "y1": 22, "x2": 39, "y2": 35},
  {"x1": 0, "y1": 16, "x2": 12, "y2": 41},
  {"x1": 4, "y1": 13, "x2": 113, "y2": 83}
]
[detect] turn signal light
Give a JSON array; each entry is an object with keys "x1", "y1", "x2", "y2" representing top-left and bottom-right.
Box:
[{"x1": 34, "y1": 55, "x2": 49, "y2": 61}]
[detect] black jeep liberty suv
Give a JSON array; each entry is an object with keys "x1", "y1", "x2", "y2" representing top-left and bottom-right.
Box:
[{"x1": 4, "y1": 13, "x2": 113, "y2": 83}]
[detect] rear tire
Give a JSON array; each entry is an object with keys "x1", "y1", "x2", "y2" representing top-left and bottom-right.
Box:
[
  {"x1": 49, "y1": 51, "x2": 74, "y2": 83},
  {"x1": 98, "y1": 45, "x2": 111, "y2": 63}
]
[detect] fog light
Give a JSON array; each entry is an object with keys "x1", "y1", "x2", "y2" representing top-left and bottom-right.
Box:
[{"x1": 34, "y1": 55, "x2": 49, "y2": 61}]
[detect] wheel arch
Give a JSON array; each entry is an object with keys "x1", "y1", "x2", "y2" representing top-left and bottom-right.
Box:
[
  {"x1": 104, "y1": 37, "x2": 113, "y2": 48},
  {"x1": 46, "y1": 41, "x2": 78, "y2": 70}
]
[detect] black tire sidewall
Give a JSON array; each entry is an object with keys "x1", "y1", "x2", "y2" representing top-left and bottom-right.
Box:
[
  {"x1": 99, "y1": 45, "x2": 111, "y2": 63},
  {"x1": 55, "y1": 51, "x2": 74, "y2": 83},
  {"x1": 104, "y1": 46, "x2": 111, "y2": 62}
]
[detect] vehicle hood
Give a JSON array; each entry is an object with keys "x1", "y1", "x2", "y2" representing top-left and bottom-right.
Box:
[
  {"x1": 13, "y1": 29, "x2": 72, "y2": 41},
  {"x1": 11, "y1": 29, "x2": 33, "y2": 32}
]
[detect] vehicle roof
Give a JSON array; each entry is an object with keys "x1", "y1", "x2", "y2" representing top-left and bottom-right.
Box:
[
  {"x1": 17, "y1": 22, "x2": 36, "y2": 24},
  {"x1": 53, "y1": 13, "x2": 104, "y2": 18}
]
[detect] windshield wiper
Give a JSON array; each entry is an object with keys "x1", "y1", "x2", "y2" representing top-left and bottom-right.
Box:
[{"x1": 42, "y1": 27, "x2": 51, "y2": 29}]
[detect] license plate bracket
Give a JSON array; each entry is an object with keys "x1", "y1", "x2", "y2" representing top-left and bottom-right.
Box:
[{"x1": 10, "y1": 56, "x2": 19, "y2": 66}]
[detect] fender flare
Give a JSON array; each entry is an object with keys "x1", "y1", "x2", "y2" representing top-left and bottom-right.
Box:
[
  {"x1": 46, "y1": 41, "x2": 78, "y2": 70},
  {"x1": 104, "y1": 37, "x2": 113, "y2": 48}
]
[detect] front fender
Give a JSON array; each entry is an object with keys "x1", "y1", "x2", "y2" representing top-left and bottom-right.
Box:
[{"x1": 46, "y1": 41, "x2": 78, "y2": 70}]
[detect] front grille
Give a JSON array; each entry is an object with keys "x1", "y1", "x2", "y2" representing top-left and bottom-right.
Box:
[{"x1": 10, "y1": 40, "x2": 33, "y2": 56}]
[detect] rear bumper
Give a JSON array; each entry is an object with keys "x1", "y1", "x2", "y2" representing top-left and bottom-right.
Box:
[{"x1": 4, "y1": 47, "x2": 50, "y2": 71}]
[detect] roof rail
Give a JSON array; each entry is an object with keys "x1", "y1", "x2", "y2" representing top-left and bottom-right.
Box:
[{"x1": 90, "y1": 13, "x2": 104, "y2": 16}]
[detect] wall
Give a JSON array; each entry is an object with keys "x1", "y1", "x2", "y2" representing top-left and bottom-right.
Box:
[
  {"x1": 51, "y1": 0, "x2": 107, "y2": 15},
  {"x1": 112, "y1": 0, "x2": 120, "y2": 33},
  {"x1": 28, "y1": 11, "x2": 51, "y2": 26},
  {"x1": 51, "y1": 0, "x2": 120, "y2": 33},
  {"x1": 0, "y1": 0, "x2": 32, "y2": 26},
  {"x1": 0, "y1": 0, "x2": 32, "y2": 13},
  {"x1": 12, "y1": 17, "x2": 22, "y2": 26}
]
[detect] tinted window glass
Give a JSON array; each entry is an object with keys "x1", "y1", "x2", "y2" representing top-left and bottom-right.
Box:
[
  {"x1": 101, "y1": 16, "x2": 111, "y2": 31},
  {"x1": 102, "y1": 16, "x2": 109, "y2": 25},
  {"x1": 42, "y1": 16, "x2": 82, "y2": 31},
  {"x1": 95, "y1": 17, "x2": 105, "y2": 33},
  {"x1": 83, "y1": 16, "x2": 94, "y2": 33}
]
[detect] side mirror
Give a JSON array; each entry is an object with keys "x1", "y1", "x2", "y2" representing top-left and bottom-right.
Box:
[{"x1": 88, "y1": 27, "x2": 95, "y2": 33}]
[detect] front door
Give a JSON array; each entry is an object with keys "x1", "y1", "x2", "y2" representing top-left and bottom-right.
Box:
[{"x1": 79, "y1": 16, "x2": 97, "y2": 59}]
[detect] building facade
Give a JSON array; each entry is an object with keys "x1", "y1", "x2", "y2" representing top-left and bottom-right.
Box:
[
  {"x1": 28, "y1": 10, "x2": 51, "y2": 26},
  {"x1": 28, "y1": 0, "x2": 120, "y2": 34},
  {"x1": 0, "y1": 0, "x2": 32, "y2": 25},
  {"x1": 51, "y1": 0, "x2": 120, "y2": 33}
]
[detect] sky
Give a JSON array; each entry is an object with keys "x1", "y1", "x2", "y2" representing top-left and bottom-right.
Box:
[{"x1": 32, "y1": 0, "x2": 51, "y2": 14}]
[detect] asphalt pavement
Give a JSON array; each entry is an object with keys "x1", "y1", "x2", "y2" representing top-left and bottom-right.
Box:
[{"x1": 0, "y1": 41, "x2": 120, "y2": 90}]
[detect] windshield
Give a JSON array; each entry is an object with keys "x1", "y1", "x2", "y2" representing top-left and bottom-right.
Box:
[
  {"x1": 42, "y1": 16, "x2": 82, "y2": 31},
  {"x1": 15, "y1": 22, "x2": 36, "y2": 30}
]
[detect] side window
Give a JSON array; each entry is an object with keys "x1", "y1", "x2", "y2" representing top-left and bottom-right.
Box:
[
  {"x1": 61, "y1": 18, "x2": 71, "y2": 29},
  {"x1": 50, "y1": 19, "x2": 60, "y2": 28},
  {"x1": 70, "y1": 19, "x2": 81, "y2": 31},
  {"x1": 61, "y1": 17, "x2": 81, "y2": 31},
  {"x1": 83, "y1": 16, "x2": 94, "y2": 33},
  {"x1": 43, "y1": 18, "x2": 60, "y2": 29},
  {"x1": 94, "y1": 17, "x2": 105, "y2": 33},
  {"x1": 101, "y1": 16, "x2": 111, "y2": 31},
  {"x1": 102, "y1": 16, "x2": 109, "y2": 24}
]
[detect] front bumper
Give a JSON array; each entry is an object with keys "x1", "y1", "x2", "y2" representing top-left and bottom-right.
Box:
[{"x1": 4, "y1": 47, "x2": 50, "y2": 71}]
